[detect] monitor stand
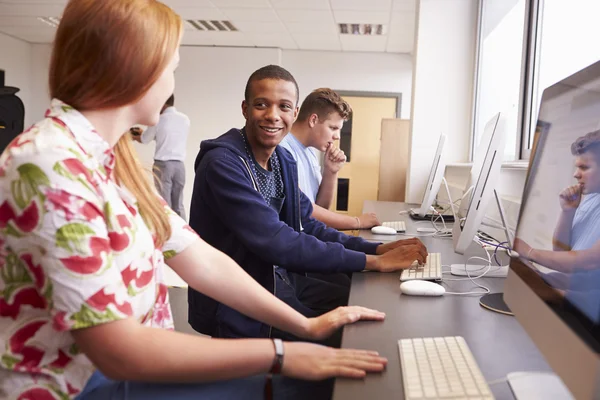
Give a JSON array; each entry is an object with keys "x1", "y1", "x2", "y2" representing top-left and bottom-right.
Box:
[
  {"x1": 449, "y1": 264, "x2": 508, "y2": 277},
  {"x1": 508, "y1": 371, "x2": 574, "y2": 399},
  {"x1": 473, "y1": 190, "x2": 514, "y2": 315}
]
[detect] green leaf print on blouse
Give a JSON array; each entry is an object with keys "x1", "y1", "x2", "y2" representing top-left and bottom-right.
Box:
[
  {"x1": 53, "y1": 159, "x2": 96, "y2": 195},
  {"x1": 56, "y1": 223, "x2": 95, "y2": 254},
  {"x1": 163, "y1": 250, "x2": 176, "y2": 260},
  {"x1": 11, "y1": 164, "x2": 50, "y2": 209},
  {"x1": 1, "y1": 354, "x2": 19, "y2": 369},
  {"x1": 1, "y1": 251, "x2": 32, "y2": 300},
  {"x1": 56, "y1": 223, "x2": 113, "y2": 275}
]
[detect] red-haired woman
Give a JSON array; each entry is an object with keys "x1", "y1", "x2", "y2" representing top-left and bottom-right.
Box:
[{"x1": 0, "y1": 1, "x2": 387, "y2": 399}]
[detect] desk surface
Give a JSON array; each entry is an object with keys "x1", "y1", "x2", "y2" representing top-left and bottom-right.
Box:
[{"x1": 333, "y1": 201, "x2": 550, "y2": 400}]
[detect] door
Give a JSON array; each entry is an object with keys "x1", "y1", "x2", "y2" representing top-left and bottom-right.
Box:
[
  {"x1": 378, "y1": 119, "x2": 410, "y2": 202},
  {"x1": 332, "y1": 96, "x2": 397, "y2": 217}
]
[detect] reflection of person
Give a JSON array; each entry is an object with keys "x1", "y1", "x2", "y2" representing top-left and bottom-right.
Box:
[
  {"x1": 188, "y1": 65, "x2": 427, "y2": 344},
  {"x1": 280, "y1": 88, "x2": 380, "y2": 230},
  {"x1": 0, "y1": 2, "x2": 388, "y2": 399},
  {"x1": 131, "y1": 94, "x2": 189, "y2": 220},
  {"x1": 514, "y1": 129, "x2": 600, "y2": 271}
]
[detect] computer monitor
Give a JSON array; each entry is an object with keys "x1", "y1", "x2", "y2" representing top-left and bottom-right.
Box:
[
  {"x1": 453, "y1": 112, "x2": 507, "y2": 254},
  {"x1": 415, "y1": 134, "x2": 446, "y2": 217},
  {"x1": 504, "y1": 60, "x2": 600, "y2": 399}
]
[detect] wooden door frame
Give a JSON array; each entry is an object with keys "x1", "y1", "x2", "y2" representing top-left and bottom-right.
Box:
[{"x1": 334, "y1": 91, "x2": 402, "y2": 118}]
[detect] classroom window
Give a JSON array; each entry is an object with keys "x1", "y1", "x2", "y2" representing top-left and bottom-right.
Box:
[
  {"x1": 523, "y1": 0, "x2": 600, "y2": 158},
  {"x1": 473, "y1": 0, "x2": 527, "y2": 161}
]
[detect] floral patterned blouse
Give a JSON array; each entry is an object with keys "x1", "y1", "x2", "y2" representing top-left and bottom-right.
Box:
[{"x1": 0, "y1": 99, "x2": 198, "y2": 399}]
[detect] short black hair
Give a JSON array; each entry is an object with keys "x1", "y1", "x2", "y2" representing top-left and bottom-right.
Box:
[
  {"x1": 165, "y1": 94, "x2": 175, "y2": 107},
  {"x1": 244, "y1": 65, "x2": 299, "y2": 105}
]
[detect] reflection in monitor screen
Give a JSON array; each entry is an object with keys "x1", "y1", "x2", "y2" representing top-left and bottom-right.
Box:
[
  {"x1": 505, "y1": 59, "x2": 600, "y2": 400},
  {"x1": 515, "y1": 81, "x2": 600, "y2": 325}
]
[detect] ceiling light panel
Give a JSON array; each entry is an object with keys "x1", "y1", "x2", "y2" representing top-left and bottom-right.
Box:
[
  {"x1": 338, "y1": 23, "x2": 387, "y2": 35},
  {"x1": 186, "y1": 20, "x2": 238, "y2": 32}
]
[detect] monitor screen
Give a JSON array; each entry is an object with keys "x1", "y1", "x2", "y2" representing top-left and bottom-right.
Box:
[
  {"x1": 453, "y1": 112, "x2": 506, "y2": 254},
  {"x1": 417, "y1": 134, "x2": 446, "y2": 216},
  {"x1": 511, "y1": 61, "x2": 600, "y2": 352}
]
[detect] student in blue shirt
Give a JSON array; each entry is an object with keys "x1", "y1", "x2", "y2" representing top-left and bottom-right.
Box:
[
  {"x1": 188, "y1": 65, "x2": 427, "y2": 343},
  {"x1": 280, "y1": 88, "x2": 380, "y2": 231}
]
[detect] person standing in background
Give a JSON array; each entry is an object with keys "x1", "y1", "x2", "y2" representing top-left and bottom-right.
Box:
[{"x1": 132, "y1": 94, "x2": 189, "y2": 219}]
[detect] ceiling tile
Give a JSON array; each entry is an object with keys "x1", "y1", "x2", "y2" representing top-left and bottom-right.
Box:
[
  {"x1": 0, "y1": 0, "x2": 67, "y2": 4},
  {"x1": 330, "y1": 0, "x2": 392, "y2": 12},
  {"x1": 162, "y1": 0, "x2": 216, "y2": 7},
  {"x1": 339, "y1": 35, "x2": 387, "y2": 52},
  {"x1": 386, "y1": 12, "x2": 415, "y2": 53},
  {"x1": 181, "y1": 30, "x2": 256, "y2": 46},
  {"x1": 222, "y1": 8, "x2": 279, "y2": 22},
  {"x1": 0, "y1": 4, "x2": 64, "y2": 16},
  {"x1": 0, "y1": 0, "x2": 415, "y2": 52},
  {"x1": 233, "y1": 20, "x2": 288, "y2": 33},
  {"x1": 180, "y1": 31, "x2": 222, "y2": 46},
  {"x1": 333, "y1": 10, "x2": 391, "y2": 24},
  {"x1": 209, "y1": 0, "x2": 272, "y2": 8},
  {"x1": 250, "y1": 33, "x2": 297, "y2": 49},
  {"x1": 392, "y1": 0, "x2": 417, "y2": 12},
  {"x1": 0, "y1": 16, "x2": 47, "y2": 27},
  {"x1": 269, "y1": 0, "x2": 331, "y2": 10},
  {"x1": 0, "y1": 26, "x2": 56, "y2": 40},
  {"x1": 285, "y1": 22, "x2": 337, "y2": 34},
  {"x1": 292, "y1": 33, "x2": 341, "y2": 51},
  {"x1": 173, "y1": 7, "x2": 227, "y2": 20},
  {"x1": 276, "y1": 9, "x2": 334, "y2": 23}
]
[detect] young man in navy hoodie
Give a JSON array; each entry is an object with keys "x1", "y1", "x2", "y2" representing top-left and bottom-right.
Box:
[{"x1": 188, "y1": 65, "x2": 427, "y2": 342}]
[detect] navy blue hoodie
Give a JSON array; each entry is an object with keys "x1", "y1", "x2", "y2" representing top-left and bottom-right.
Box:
[{"x1": 188, "y1": 128, "x2": 380, "y2": 338}]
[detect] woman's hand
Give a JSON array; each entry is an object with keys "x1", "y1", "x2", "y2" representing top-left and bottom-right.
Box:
[
  {"x1": 559, "y1": 184, "x2": 583, "y2": 211},
  {"x1": 304, "y1": 306, "x2": 385, "y2": 341},
  {"x1": 282, "y1": 342, "x2": 387, "y2": 380}
]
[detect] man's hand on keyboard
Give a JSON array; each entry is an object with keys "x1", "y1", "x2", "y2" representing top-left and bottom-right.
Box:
[
  {"x1": 304, "y1": 306, "x2": 386, "y2": 341},
  {"x1": 375, "y1": 238, "x2": 428, "y2": 256},
  {"x1": 367, "y1": 244, "x2": 428, "y2": 272}
]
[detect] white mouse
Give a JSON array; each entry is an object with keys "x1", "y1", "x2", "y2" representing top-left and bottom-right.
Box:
[
  {"x1": 371, "y1": 225, "x2": 398, "y2": 235},
  {"x1": 400, "y1": 280, "x2": 445, "y2": 297}
]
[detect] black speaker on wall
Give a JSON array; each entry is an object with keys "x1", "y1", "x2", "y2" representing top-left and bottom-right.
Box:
[{"x1": 0, "y1": 69, "x2": 25, "y2": 153}]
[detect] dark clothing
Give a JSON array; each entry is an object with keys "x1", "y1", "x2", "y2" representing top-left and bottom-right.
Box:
[
  {"x1": 188, "y1": 128, "x2": 379, "y2": 339},
  {"x1": 76, "y1": 370, "x2": 333, "y2": 400}
]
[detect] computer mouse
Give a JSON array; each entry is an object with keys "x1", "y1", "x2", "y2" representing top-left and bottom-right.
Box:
[
  {"x1": 400, "y1": 280, "x2": 445, "y2": 296},
  {"x1": 371, "y1": 225, "x2": 398, "y2": 235}
]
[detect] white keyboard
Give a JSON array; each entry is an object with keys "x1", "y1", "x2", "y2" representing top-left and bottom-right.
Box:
[
  {"x1": 382, "y1": 220, "x2": 406, "y2": 232},
  {"x1": 400, "y1": 252, "x2": 442, "y2": 281},
  {"x1": 398, "y1": 336, "x2": 494, "y2": 400}
]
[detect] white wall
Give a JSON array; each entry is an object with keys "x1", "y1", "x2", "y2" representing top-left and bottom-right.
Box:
[
  {"x1": 29, "y1": 44, "x2": 52, "y2": 124},
  {"x1": 0, "y1": 32, "x2": 32, "y2": 127},
  {"x1": 144, "y1": 46, "x2": 282, "y2": 210},
  {"x1": 283, "y1": 50, "x2": 413, "y2": 119},
  {"x1": 406, "y1": 0, "x2": 479, "y2": 204},
  {"x1": 28, "y1": 45, "x2": 412, "y2": 218}
]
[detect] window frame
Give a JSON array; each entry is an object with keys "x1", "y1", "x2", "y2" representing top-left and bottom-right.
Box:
[{"x1": 471, "y1": 0, "x2": 543, "y2": 162}]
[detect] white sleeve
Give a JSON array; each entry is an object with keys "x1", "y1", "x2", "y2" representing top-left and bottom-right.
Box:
[{"x1": 141, "y1": 125, "x2": 157, "y2": 144}]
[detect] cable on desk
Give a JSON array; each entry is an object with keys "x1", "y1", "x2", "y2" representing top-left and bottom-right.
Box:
[{"x1": 441, "y1": 239, "x2": 493, "y2": 296}]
